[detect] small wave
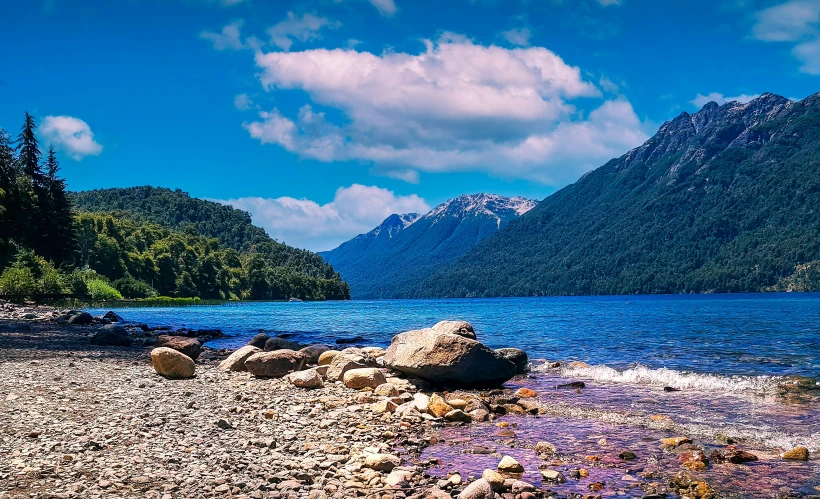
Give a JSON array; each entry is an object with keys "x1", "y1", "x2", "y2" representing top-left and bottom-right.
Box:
[{"x1": 538, "y1": 363, "x2": 814, "y2": 395}]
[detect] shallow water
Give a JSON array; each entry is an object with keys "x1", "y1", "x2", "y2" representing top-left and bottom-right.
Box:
[{"x1": 91, "y1": 294, "x2": 820, "y2": 497}]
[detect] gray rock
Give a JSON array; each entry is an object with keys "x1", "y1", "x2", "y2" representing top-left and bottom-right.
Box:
[
  {"x1": 299, "y1": 344, "x2": 331, "y2": 364},
  {"x1": 325, "y1": 348, "x2": 380, "y2": 382},
  {"x1": 247, "y1": 333, "x2": 270, "y2": 349},
  {"x1": 151, "y1": 347, "x2": 195, "y2": 379},
  {"x1": 218, "y1": 345, "x2": 261, "y2": 372},
  {"x1": 90, "y1": 324, "x2": 132, "y2": 347},
  {"x1": 431, "y1": 320, "x2": 477, "y2": 340},
  {"x1": 383, "y1": 328, "x2": 516, "y2": 387},
  {"x1": 245, "y1": 350, "x2": 307, "y2": 378},
  {"x1": 68, "y1": 311, "x2": 93, "y2": 325},
  {"x1": 264, "y1": 337, "x2": 304, "y2": 352},
  {"x1": 457, "y1": 479, "x2": 493, "y2": 499},
  {"x1": 155, "y1": 335, "x2": 202, "y2": 360}
]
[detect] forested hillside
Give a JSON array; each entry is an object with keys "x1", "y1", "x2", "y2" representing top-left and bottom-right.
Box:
[
  {"x1": 0, "y1": 114, "x2": 349, "y2": 301},
  {"x1": 414, "y1": 93, "x2": 820, "y2": 297}
]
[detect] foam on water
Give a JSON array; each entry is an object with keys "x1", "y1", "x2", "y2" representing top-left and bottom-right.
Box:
[{"x1": 540, "y1": 362, "x2": 817, "y2": 395}]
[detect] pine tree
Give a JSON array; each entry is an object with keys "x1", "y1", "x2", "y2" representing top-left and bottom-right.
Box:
[
  {"x1": 17, "y1": 113, "x2": 43, "y2": 182},
  {"x1": 42, "y1": 145, "x2": 76, "y2": 264}
]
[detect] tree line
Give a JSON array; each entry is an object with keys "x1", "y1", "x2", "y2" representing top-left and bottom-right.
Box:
[{"x1": 0, "y1": 114, "x2": 350, "y2": 301}]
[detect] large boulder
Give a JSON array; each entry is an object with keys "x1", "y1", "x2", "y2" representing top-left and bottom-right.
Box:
[
  {"x1": 299, "y1": 344, "x2": 331, "y2": 364},
  {"x1": 219, "y1": 345, "x2": 261, "y2": 372},
  {"x1": 90, "y1": 324, "x2": 132, "y2": 347},
  {"x1": 431, "y1": 320, "x2": 477, "y2": 340},
  {"x1": 325, "y1": 348, "x2": 380, "y2": 382},
  {"x1": 245, "y1": 350, "x2": 307, "y2": 378},
  {"x1": 264, "y1": 337, "x2": 304, "y2": 352},
  {"x1": 494, "y1": 348, "x2": 529, "y2": 373},
  {"x1": 318, "y1": 350, "x2": 341, "y2": 366},
  {"x1": 383, "y1": 328, "x2": 516, "y2": 387},
  {"x1": 68, "y1": 311, "x2": 93, "y2": 325},
  {"x1": 156, "y1": 335, "x2": 202, "y2": 360},
  {"x1": 151, "y1": 347, "x2": 195, "y2": 379},
  {"x1": 288, "y1": 368, "x2": 324, "y2": 389},
  {"x1": 343, "y1": 368, "x2": 387, "y2": 389}
]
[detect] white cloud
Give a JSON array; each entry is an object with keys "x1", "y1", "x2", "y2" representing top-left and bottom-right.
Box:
[
  {"x1": 267, "y1": 12, "x2": 340, "y2": 51},
  {"x1": 40, "y1": 116, "x2": 103, "y2": 161},
  {"x1": 215, "y1": 184, "x2": 430, "y2": 251},
  {"x1": 247, "y1": 35, "x2": 648, "y2": 186},
  {"x1": 500, "y1": 27, "x2": 531, "y2": 46},
  {"x1": 200, "y1": 20, "x2": 244, "y2": 50},
  {"x1": 368, "y1": 0, "x2": 397, "y2": 16},
  {"x1": 690, "y1": 92, "x2": 760, "y2": 108},
  {"x1": 752, "y1": 0, "x2": 820, "y2": 74},
  {"x1": 234, "y1": 93, "x2": 253, "y2": 110}
]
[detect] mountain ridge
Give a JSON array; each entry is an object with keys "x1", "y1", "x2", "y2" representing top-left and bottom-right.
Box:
[
  {"x1": 321, "y1": 193, "x2": 537, "y2": 298},
  {"x1": 409, "y1": 92, "x2": 820, "y2": 297}
]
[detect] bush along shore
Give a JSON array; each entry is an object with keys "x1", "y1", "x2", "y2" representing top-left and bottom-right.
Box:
[{"x1": 0, "y1": 302, "x2": 813, "y2": 499}]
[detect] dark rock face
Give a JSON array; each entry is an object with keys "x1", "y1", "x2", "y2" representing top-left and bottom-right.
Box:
[
  {"x1": 155, "y1": 335, "x2": 202, "y2": 360},
  {"x1": 245, "y1": 350, "x2": 307, "y2": 378},
  {"x1": 298, "y1": 344, "x2": 331, "y2": 364},
  {"x1": 102, "y1": 311, "x2": 123, "y2": 322},
  {"x1": 494, "y1": 348, "x2": 529, "y2": 373},
  {"x1": 90, "y1": 324, "x2": 132, "y2": 347},
  {"x1": 383, "y1": 328, "x2": 517, "y2": 387},
  {"x1": 247, "y1": 333, "x2": 270, "y2": 349},
  {"x1": 264, "y1": 337, "x2": 304, "y2": 352},
  {"x1": 68, "y1": 312, "x2": 93, "y2": 325},
  {"x1": 335, "y1": 336, "x2": 366, "y2": 345}
]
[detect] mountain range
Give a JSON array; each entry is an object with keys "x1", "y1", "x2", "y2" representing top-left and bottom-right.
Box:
[
  {"x1": 320, "y1": 194, "x2": 537, "y2": 298},
  {"x1": 409, "y1": 92, "x2": 820, "y2": 297}
]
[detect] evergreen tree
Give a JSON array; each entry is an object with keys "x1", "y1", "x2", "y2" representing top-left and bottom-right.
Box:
[
  {"x1": 42, "y1": 145, "x2": 76, "y2": 264},
  {"x1": 17, "y1": 113, "x2": 42, "y2": 182}
]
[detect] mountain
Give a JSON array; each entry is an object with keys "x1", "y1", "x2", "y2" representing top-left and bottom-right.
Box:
[
  {"x1": 321, "y1": 194, "x2": 537, "y2": 298},
  {"x1": 72, "y1": 186, "x2": 350, "y2": 299},
  {"x1": 413, "y1": 92, "x2": 820, "y2": 297}
]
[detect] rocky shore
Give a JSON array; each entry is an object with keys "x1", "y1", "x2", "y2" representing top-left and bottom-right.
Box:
[{"x1": 0, "y1": 302, "x2": 815, "y2": 499}]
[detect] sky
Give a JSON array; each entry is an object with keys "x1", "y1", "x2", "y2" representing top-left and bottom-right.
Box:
[{"x1": 1, "y1": 0, "x2": 819, "y2": 251}]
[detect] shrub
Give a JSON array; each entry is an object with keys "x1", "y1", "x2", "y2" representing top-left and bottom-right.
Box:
[
  {"x1": 113, "y1": 276, "x2": 157, "y2": 299},
  {"x1": 86, "y1": 278, "x2": 123, "y2": 301},
  {"x1": 0, "y1": 267, "x2": 37, "y2": 296},
  {"x1": 60, "y1": 269, "x2": 89, "y2": 295}
]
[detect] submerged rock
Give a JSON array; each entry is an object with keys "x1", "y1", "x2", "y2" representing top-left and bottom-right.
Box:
[
  {"x1": 781, "y1": 446, "x2": 809, "y2": 460},
  {"x1": 497, "y1": 455, "x2": 524, "y2": 473},
  {"x1": 383, "y1": 328, "x2": 516, "y2": 387}
]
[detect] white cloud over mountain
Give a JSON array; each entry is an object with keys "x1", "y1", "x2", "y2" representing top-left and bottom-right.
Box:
[
  {"x1": 40, "y1": 116, "x2": 103, "y2": 160},
  {"x1": 752, "y1": 0, "x2": 820, "y2": 74},
  {"x1": 215, "y1": 184, "x2": 429, "y2": 251},
  {"x1": 245, "y1": 34, "x2": 649, "y2": 186},
  {"x1": 690, "y1": 92, "x2": 760, "y2": 108}
]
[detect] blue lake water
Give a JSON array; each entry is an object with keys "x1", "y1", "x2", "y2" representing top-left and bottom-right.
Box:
[
  {"x1": 92, "y1": 294, "x2": 820, "y2": 496},
  {"x1": 93, "y1": 293, "x2": 820, "y2": 378}
]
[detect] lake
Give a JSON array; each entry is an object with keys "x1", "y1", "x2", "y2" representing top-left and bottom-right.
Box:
[{"x1": 91, "y1": 294, "x2": 820, "y2": 497}]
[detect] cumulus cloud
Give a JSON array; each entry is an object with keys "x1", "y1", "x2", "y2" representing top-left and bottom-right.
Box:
[
  {"x1": 690, "y1": 92, "x2": 760, "y2": 108},
  {"x1": 246, "y1": 35, "x2": 648, "y2": 186},
  {"x1": 215, "y1": 184, "x2": 430, "y2": 251},
  {"x1": 200, "y1": 20, "x2": 245, "y2": 50},
  {"x1": 267, "y1": 12, "x2": 340, "y2": 51},
  {"x1": 234, "y1": 93, "x2": 253, "y2": 110},
  {"x1": 752, "y1": 0, "x2": 820, "y2": 74},
  {"x1": 40, "y1": 116, "x2": 103, "y2": 160},
  {"x1": 500, "y1": 27, "x2": 532, "y2": 46}
]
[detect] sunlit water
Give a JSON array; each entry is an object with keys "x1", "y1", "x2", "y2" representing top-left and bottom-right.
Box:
[{"x1": 91, "y1": 294, "x2": 820, "y2": 497}]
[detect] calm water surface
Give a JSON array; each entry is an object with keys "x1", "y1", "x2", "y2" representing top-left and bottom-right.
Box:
[{"x1": 91, "y1": 294, "x2": 820, "y2": 497}]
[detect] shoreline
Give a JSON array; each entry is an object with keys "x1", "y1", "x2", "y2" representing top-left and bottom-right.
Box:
[{"x1": 1, "y1": 303, "x2": 817, "y2": 498}]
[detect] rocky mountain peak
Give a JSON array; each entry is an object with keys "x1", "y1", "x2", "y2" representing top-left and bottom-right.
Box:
[{"x1": 426, "y1": 193, "x2": 537, "y2": 222}]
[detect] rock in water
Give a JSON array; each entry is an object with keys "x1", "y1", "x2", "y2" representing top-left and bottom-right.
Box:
[
  {"x1": 781, "y1": 446, "x2": 809, "y2": 460},
  {"x1": 431, "y1": 320, "x2": 477, "y2": 340},
  {"x1": 247, "y1": 333, "x2": 270, "y2": 349},
  {"x1": 343, "y1": 368, "x2": 387, "y2": 389},
  {"x1": 497, "y1": 455, "x2": 524, "y2": 473},
  {"x1": 155, "y1": 335, "x2": 202, "y2": 360},
  {"x1": 219, "y1": 345, "x2": 261, "y2": 372},
  {"x1": 457, "y1": 478, "x2": 493, "y2": 499},
  {"x1": 494, "y1": 348, "x2": 529, "y2": 373},
  {"x1": 245, "y1": 350, "x2": 307, "y2": 378},
  {"x1": 151, "y1": 347, "x2": 195, "y2": 379},
  {"x1": 299, "y1": 344, "x2": 331, "y2": 364},
  {"x1": 383, "y1": 328, "x2": 516, "y2": 387},
  {"x1": 90, "y1": 324, "x2": 132, "y2": 347},
  {"x1": 102, "y1": 311, "x2": 123, "y2": 322}
]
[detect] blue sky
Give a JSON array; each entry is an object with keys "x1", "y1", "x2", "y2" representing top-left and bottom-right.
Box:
[{"x1": 1, "y1": 0, "x2": 819, "y2": 250}]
